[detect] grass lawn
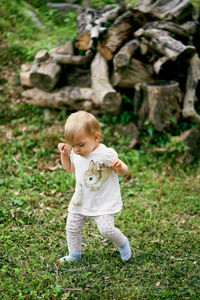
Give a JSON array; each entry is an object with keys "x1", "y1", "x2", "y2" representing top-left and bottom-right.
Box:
[{"x1": 0, "y1": 101, "x2": 199, "y2": 299}]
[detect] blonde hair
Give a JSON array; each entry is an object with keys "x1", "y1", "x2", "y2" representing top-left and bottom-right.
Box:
[{"x1": 65, "y1": 111, "x2": 100, "y2": 144}]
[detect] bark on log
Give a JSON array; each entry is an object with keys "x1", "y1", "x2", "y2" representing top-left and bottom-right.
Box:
[
  {"x1": 113, "y1": 39, "x2": 139, "y2": 70},
  {"x1": 30, "y1": 50, "x2": 61, "y2": 92},
  {"x1": 91, "y1": 52, "x2": 121, "y2": 113},
  {"x1": 50, "y1": 41, "x2": 74, "y2": 55},
  {"x1": 135, "y1": 0, "x2": 195, "y2": 24},
  {"x1": 22, "y1": 86, "x2": 94, "y2": 110},
  {"x1": 76, "y1": 5, "x2": 120, "y2": 36},
  {"x1": 97, "y1": 11, "x2": 136, "y2": 60},
  {"x1": 147, "y1": 81, "x2": 182, "y2": 131},
  {"x1": 52, "y1": 51, "x2": 93, "y2": 65},
  {"x1": 182, "y1": 53, "x2": 200, "y2": 123},
  {"x1": 135, "y1": 28, "x2": 196, "y2": 63},
  {"x1": 134, "y1": 81, "x2": 182, "y2": 131},
  {"x1": 50, "y1": 41, "x2": 94, "y2": 65},
  {"x1": 134, "y1": 83, "x2": 149, "y2": 129},
  {"x1": 139, "y1": 20, "x2": 198, "y2": 41},
  {"x1": 75, "y1": 5, "x2": 123, "y2": 50},
  {"x1": 111, "y1": 58, "x2": 154, "y2": 88}
]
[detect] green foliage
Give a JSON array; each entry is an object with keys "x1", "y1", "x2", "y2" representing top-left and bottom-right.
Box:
[
  {"x1": 165, "y1": 136, "x2": 189, "y2": 153},
  {"x1": 0, "y1": 0, "x2": 77, "y2": 64},
  {"x1": 90, "y1": 0, "x2": 116, "y2": 7}
]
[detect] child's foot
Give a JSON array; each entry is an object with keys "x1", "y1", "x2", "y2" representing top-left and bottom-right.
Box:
[
  {"x1": 59, "y1": 251, "x2": 81, "y2": 263},
  {"x1": 118, "y1": 239, "x2": 131, "y2": 261}
]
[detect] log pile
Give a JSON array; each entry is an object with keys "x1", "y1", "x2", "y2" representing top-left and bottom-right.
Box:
[{"x1": 20, "y1": 0, "x2": 200, "y2": 161}]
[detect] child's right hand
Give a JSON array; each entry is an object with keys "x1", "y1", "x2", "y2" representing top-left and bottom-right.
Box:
[{"x1": 58, "y1": 143, "x2": 70, "y2": 156}]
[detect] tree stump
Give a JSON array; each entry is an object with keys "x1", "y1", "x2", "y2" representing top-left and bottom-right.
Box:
[{"x1": 134, "y1": 81, "x2": 182, "y2": 131}]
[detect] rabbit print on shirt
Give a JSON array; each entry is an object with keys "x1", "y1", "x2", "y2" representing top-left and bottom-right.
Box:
[{"x1": 84, "y1": 160, "x2": 111, "y2": 191}]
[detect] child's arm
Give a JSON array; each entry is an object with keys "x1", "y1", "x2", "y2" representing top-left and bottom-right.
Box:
[
  {"x1": 110, "y1": 158, "x2": 128, "y2": 176},
  {"x1": 58, "y1": 143, "x2": 75, "y2": 173}
]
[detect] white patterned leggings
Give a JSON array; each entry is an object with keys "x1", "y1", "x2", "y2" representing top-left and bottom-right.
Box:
[{"x1": 66, "y1": 213, "x2": 127, "y2": 253}]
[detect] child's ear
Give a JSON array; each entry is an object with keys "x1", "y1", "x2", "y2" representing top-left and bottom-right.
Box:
[{"x1": 94, "y1": 132, "x2": 100, "y2": 142}]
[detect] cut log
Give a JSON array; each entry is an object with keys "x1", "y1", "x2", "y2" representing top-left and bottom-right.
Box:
[
  {"x1": 20, "y1": 64, "x2": 33, "y2": 87},
  {"x1": 52, "y1": 50, "x2": 93, "y2": 65},
  {"x1": 30, "y1": 50, "x2": 61, "y2": 92},
  {"x1": 135, "y1": 0, "x2": 195, "y2": 24},
  {"x1": 97, "y1": 11, "x2": 136, "y2": 60},
  {"x1": 50, "y1": 41, "x2": 74, "y2": 55},
  {"x1": 76, "y1": 5, "x2": 120, "y2": 36},
  {"x1": 133, "y1": 81, "x2": 182, "y2": 131},
  {"x1": 91, "y1": 52, "x2": 121, "y2": 113},
  {"x1": 113, "y1": 39, "x2": 139, "y2": 70},
  {"x1": 75, "y1": 32, "x2": 92, "y2": 51},
  {"x1": 75, "y1": 5, "x2": 123, "y2": 50},
  {"x1": 139, "y1": 20, "x2": 198, "y2": 40},
  {"x1": 135, "y1": 28, "x2": 196, "y2": 63},
  {"x1": 111, "y1": 58, "x2": 154, "y2": 88},
  {"x1": 22, "y1": 86, "x2": 94, "y2": 110},
  {"x1": 182, "y1": 53, "x2": 200, "y2": 123}
]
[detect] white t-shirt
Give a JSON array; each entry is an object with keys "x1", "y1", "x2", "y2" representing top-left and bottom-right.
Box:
[{"x1": 68, "y1": 143, "x2": 123, "y2": 216}]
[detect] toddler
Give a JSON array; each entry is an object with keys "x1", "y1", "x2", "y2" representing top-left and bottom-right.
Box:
[{"x1": 58, "y1": 111, "x2": 131, "y2": 262}]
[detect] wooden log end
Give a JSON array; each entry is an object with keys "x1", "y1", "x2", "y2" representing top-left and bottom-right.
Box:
[
  {"x1": 101, "y1": 92, "x2": 121, "y2": 112},
  {"x1": 20, "y1": 72, "x2": 33, "y2": 87},
  {"x1": 114, "y1": 54, "x2": 129, "y2": 69},
  {"x1": 97, "y1": 42, "x2": 113, "y2": 60},
  {"x1": 30, "y1": 72, "x2": 59, "y2": 92},
  {"x1": 75, "y1": 32, "x2": 91, "y2": 50}
]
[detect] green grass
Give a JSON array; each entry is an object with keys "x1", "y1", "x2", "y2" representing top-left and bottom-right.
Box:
[
  {"x1": 0, "y1": 0, "x2": 200, "y2": 298},
  {"x1": 0, "y1": 103, "x2": 199, "y2": 299}
]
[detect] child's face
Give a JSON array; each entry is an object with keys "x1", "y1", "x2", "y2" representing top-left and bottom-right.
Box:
[{"x1": 71, "y1": 129, "x2": 100, "y2": 157}]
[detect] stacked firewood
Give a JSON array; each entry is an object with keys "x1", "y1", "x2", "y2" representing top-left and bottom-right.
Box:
[{"x1": 20, "y1": 0, "x2": 200, "y2": 161}]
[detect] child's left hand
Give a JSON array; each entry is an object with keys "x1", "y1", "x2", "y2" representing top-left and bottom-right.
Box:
[{"x1": 110, "y1": 158, "x2": 128, "y2": 176}]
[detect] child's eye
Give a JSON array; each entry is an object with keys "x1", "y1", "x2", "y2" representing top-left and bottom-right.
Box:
[{"x1": 79, "y1": 144, "x2": 84, "y2": 147}]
